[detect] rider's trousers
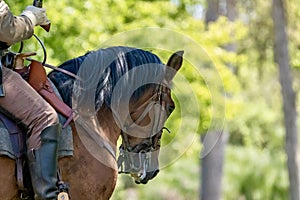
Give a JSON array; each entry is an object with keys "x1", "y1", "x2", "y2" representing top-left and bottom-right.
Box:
[{"x1": 0, "y1": 67, "x2": 59, "y2": 149}]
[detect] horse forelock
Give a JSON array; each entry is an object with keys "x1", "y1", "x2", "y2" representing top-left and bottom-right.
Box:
[{"x1": 93, "y1": 47, "x2": 165, "y2": 111}]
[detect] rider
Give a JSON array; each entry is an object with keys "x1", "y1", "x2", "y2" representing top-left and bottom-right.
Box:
[{"x1": 0, "y1": 1, "x2": 60, "y2": 199}]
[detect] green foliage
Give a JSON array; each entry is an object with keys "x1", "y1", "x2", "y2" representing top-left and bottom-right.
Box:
[
  {"x1": 229, "y1": 98, "x2": 285, "y2": 150},
  {"x1": 5, "y1": 0, "x2": 300, "y2": 199},
  {"x1": 286, "y1": 0, "x2": 300, "y2": 69},
  {"x1": 224, "y1": 146, "x2": 289, "y2": 200}
]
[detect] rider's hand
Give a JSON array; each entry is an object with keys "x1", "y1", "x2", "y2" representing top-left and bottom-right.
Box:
[
  {"x1": 0, "y1": 1, "x2": 9, "y2": 14},
  {"x1": 21, "y1": 6, "x2": 50, "y2": 26}
]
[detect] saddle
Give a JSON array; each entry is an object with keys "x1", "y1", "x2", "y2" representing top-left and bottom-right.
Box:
[{"x1": 0, "y1": 55, "x2": 73, "y2": 199}]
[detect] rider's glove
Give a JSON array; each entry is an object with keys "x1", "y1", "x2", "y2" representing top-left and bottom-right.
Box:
[
  {"x1": 0, "y1": 1, "x2": 9, "y2": 15},
  {"x1": 20, "y1": 6, "x2": 50, "y2": 26}
]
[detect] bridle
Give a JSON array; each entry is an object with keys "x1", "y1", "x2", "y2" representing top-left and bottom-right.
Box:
[{"x1": 117, "y1": 83, "x2": 172, "y2": 177}]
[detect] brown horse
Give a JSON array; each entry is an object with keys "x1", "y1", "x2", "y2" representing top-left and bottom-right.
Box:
[{"x1": 0, "y1": 46, "x2": 183, "y2": 200}]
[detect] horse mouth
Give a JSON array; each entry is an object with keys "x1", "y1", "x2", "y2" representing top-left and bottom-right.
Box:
[{"x1": 132, "y1": 169, "x2": 160, "y2": 184}]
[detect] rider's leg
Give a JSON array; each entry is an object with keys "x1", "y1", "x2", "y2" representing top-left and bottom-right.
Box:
[
  {"x1": 0, "y1": 68, "x2": 60, "y2": 199},
  {"x1": 27, "y1": 124, "x2": 60, "y2": 200}
]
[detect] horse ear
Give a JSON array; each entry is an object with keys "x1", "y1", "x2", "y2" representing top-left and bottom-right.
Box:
[{"x1": 165, "y1": 50, "x2": 184, "y2": 82}]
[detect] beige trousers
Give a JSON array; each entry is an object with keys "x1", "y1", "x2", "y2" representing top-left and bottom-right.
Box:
[{"x1": 0, "y1": 67, "x2": 58, "y2": 149}]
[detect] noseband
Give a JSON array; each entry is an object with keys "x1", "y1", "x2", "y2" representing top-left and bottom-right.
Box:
[{"x1": 117, "y1": 84, "x2": 171, "y2": 177}]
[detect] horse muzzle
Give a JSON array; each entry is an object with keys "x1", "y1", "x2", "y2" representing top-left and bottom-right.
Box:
[
  {"x1": 132, "y1": 169, "x2": 160, "y2": 184},
  {"x1": 117, "y1": 148, "x2": 160, "y2": 184}
]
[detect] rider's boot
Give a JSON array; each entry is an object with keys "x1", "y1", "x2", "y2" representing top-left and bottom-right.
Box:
[{"x1": 27, "y1": 123, "x2": 61, "y2": 200}]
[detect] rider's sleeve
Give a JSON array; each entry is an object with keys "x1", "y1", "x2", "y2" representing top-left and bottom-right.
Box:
[{"x1": 0, "y1": 0, "x2": 34, "y2": 46}]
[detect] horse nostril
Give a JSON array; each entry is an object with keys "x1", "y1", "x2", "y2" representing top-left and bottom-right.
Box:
[
  {"x1": 137, "y1": 169, "x2": 160, "y2": 184},
  {"x1": 153, "y1": 169, "x2": 159, "y2": 178}
]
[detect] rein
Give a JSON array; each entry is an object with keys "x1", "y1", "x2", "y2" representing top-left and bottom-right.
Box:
[{"x1": 26, "y1": 57, "x2": 81, "y2": 80}]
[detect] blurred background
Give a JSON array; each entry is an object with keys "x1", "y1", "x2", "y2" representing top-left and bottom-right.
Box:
[{"x1": 9, "y1": 0, "x2": 300, "y2": 199}]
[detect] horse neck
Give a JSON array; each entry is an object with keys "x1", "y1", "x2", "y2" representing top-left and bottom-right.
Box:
[{"x1": 96, "y1": 105, "x2": 121, "y2": 147}]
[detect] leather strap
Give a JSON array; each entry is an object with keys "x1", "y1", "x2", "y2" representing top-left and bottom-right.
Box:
[
  {"x1": 0, "y1": 112, "x2": 25, "y2": 189},
  {"x1": 0, "y1": 61, "x2": 5, "y2": 96},
  {"x1": 0, "y1": 113, "x2": 20, "y2": 135},
  {"x1": 38, "y1": 80, "x2": 74, "y2": 128}
]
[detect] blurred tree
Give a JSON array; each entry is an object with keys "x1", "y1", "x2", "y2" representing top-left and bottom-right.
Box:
[
  {"x1": 201, "y1": 1, "x2": 225, "y2": 200},
  {"x1": 272, "y1": 0, "x2": 299, "y2": 199},
  {"x1": 201, "y1": 0, "x2": 240, "y2": 199},
  {"x1": 205, "y1": 0, "x2": 219, "y2": 27}
]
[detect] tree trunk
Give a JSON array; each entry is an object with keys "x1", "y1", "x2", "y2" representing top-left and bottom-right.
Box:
[
  {"x1": 200, "y1": 1, "x2": 229, "y2": 200},
  {"x1": 200, "y1": 130, "x2": 228, "y2": 200},
  {"x1": 225, "y1": 0, "x2": 237, "y2": 21},
  {"x1": 225, "y1": 0, "x2": 237, "y2": 73},
  {"x1": 205, "y1": 0, "x2": 219, "y2": 27},
  {"x1": 272, "y1": 0, "x2": 300, "y2": 199}
]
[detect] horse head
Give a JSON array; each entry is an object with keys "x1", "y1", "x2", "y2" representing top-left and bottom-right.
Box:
[
  {"x1": 116, "y1": 50, "x2": 183, "y2": 184},
  {"x1": 48, "y1": 46, "x2": 183, "y2": 186}
]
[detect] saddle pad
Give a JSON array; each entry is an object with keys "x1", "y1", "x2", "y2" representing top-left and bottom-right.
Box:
[{"x1": 0, "y1": 79, "x2": 73, "y2": 159}]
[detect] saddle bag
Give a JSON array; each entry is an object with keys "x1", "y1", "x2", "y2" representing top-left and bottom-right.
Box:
[{"x1": 28, "y1": 60, "x2": 74, "y2": 128}]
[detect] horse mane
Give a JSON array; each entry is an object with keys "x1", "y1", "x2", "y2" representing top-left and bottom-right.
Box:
[{"x1": 48, "y1": 46, "x2": 165, "y2": 111}]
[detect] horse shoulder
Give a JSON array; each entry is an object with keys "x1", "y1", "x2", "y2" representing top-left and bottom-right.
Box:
[{"x1": 58, "y1": 125, "x2": 118, "y2": 200}]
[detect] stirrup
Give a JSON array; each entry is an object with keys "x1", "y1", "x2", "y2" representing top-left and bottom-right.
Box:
[
  {"x1": 57, "y1": 181, "x2": 70, "y2": 200},
  {"x1": 57, "y1": 191, "x2": 69, "y2": 200},
  {"x1": 57, "y1": 169, "x2": 70, "y2": 200}
]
